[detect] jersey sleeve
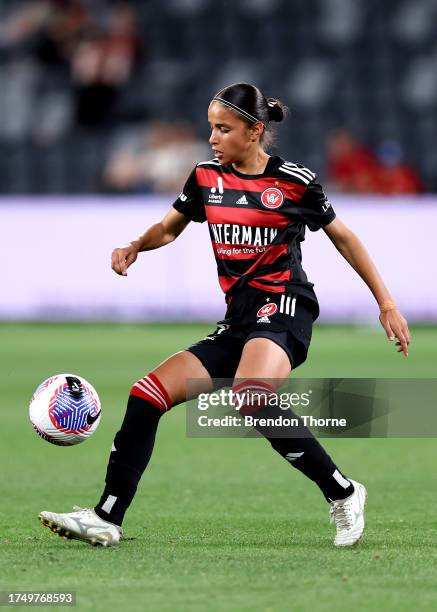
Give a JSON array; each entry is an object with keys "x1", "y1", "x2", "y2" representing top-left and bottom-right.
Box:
[
  {"x1": 172, "y1": 167, "x2": 206, "y2": 223},
  {"x1": 298, "y1": 181, "x2": 336, "y2": 232}
]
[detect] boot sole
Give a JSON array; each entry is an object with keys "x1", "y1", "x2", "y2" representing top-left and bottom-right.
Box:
[{"x1": 38, "y1": 514, "x2": 113, "y2": 547}]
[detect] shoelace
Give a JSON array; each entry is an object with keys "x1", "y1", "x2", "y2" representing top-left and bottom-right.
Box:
[
  {"x1": 72, "y1": 505, "x2": 94, "y2": 516},
  {"x1": 72, "y1": 505, "x2": 123, "y2": 536},
  {"x1": 329, "y1": 500, "x2": 353, "y2": 531}
]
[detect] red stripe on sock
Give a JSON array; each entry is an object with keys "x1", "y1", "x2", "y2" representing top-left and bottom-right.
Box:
[
  {"x1": 148, "y1": 372, "x2": 172, "y2": 408},
  {"x1": 232, "y1": 380, "x2": 276, "y2": 417},
  {"x1": 129, "y1": 385, "x2": 167, "y2": 411},
  {"x1": 135, "y1": 379, "x2": 167, "y2": 409},
  {"x1": 233, "y1": 380, "x2": 276, "y2": 394}
]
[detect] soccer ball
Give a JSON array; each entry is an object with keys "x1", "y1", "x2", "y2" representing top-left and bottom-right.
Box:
[{"x1": 29, "y1": 374, "x2": 101, "y2": 446}]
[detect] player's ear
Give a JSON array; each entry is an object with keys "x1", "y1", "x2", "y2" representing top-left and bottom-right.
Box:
[{"x1": 249, "y1": 121, "x2": 264, "y2": 142}]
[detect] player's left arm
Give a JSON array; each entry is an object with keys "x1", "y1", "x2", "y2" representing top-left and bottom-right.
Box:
[{"x1": 323, "y1": 216, "x2": 410, "y2": 357}]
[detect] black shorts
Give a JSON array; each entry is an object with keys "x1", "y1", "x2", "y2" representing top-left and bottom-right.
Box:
[{"x1": 187, "y1": 286, "x2": 316, "y2": 380}]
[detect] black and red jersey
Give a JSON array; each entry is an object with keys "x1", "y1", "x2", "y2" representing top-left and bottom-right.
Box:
[{"x1": 172, "y1": 155, "x2": 336, "y2": 311}]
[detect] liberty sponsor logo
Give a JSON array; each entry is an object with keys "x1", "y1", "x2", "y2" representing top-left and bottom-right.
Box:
[
  {"x1": 209, "y1": 223, "x2": 278, "y2": 246},
  {"x1": 256, "y1": 303, "x2": 278, "y2": 318},
  {"x1": 208, "y1": 176, "x2": 224, "y2": 204},
  {"x1": 261, "y1": 187, "x2": 284, "y2": 209}
]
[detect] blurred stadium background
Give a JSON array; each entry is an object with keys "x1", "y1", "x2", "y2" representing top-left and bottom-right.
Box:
[
  {"x1": 1, "y1": 3, "x2": 437, "y2": 610},
  {"x1": 1, "y1": 0, "x2": 437, "y2": 193},
  {"x1": 0, "y1": 0, "x2": 436, "y2": 325}
]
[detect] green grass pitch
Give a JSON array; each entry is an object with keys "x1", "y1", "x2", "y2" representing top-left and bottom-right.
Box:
[{"x1": 1, "y1": 323, "x2": 437, "y2": 611}]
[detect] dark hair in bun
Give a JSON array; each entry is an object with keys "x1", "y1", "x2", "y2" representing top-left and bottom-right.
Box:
[
  {"x1": 212, "y1": 82, "x2": 289, "y2": 148},
  {"x1": 267, "y1": 97, "x2": 288, "y2": 123}
]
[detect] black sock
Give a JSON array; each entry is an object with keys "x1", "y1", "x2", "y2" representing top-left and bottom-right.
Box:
[
  {"x1": 234, "y1": 381, "x2": 354, "y2": 503},
  {"x1": 95, "y1": 374, "x2": 170, "y2": 525},
  {"x1": 267, "y1": 433, "x2": 354, "y2": 502}
]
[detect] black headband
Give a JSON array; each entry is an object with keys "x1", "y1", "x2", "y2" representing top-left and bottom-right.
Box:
[{"x1": 212, "y1": 97, "x2": 263, "y2": 124}]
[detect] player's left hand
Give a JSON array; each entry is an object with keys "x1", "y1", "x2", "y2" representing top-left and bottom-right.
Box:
[{"x1": 379, "y1": 309, "x2": 410, "y2": 357}]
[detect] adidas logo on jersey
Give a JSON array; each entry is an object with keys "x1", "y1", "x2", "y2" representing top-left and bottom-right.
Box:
[
  {"x1": 236, "y1": 194, "x2": 248, "y2": 205},
  {"x1": 257, "y1": 315, "x2": 271, "y2": 324}
]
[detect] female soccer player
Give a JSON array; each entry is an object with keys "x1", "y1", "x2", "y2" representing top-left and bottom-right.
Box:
[{"x1": 39, "y1": 83, "x2": 410, "y2": 547}]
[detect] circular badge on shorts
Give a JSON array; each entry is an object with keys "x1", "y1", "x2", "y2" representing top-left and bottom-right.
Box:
[
  {"x1": 261, "y1": 187, "x2": 284, "y2": 209},
  {"x1": 257, "y1": 303, "x2": 278, "y2": 318}
]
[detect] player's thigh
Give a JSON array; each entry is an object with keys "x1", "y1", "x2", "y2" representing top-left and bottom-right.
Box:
[
  {"x1": 234, "y1": 337, "x2": 291, "y2": 386},
  {"x1": 152, "y1": 350, "x2": 214, "y2": 405}
]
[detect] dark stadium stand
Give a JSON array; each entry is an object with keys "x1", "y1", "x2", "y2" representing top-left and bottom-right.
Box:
[{"x1": 0, "y1": 0, "x2": 436, "y2": 193}]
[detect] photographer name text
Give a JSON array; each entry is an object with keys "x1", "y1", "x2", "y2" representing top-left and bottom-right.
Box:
[{"x1": 197, "y1": 415, "x2": 347, "y2": 428}]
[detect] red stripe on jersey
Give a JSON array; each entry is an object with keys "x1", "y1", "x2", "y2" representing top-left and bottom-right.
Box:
[
  {"x1": 196, "y1": 167, "x2": 306, "y2": 199},
  {"x1": 212, "y1": 241, "x2": 287, "y2": 262},
  {"x1": 252, "y1": 270, "x2": 291, "y2": 284},
  {"x1": 218, "y1": 275, "x2": 239, "y2": 293},
  {"x1": 206, "y1": 205, "x2": 289, "y2": 228},
  {"x1": 258, "y1": 243, "x2": 288, "y2": 265},
  {"x1": 239, "y1": 240, "x2": 289, "y2": 279},
  {"x1": 281, "y1": 182, "x2": 306, "y2": 202},
  {"x1": 247, "y1": 280, "x2": 285, "y2": 293}
]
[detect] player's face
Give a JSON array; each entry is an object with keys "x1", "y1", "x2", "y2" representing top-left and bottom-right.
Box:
[{"x1": 208, "y1": 102, "x2": 258, "y2": 165}]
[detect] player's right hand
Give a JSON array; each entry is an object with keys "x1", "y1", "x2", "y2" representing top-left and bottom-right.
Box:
[{"x1": 111, "y1": 242, "x2": 139, "y2": 276}]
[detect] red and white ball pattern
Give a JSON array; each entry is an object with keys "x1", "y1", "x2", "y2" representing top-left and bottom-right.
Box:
[{"x1": 29, "y1": 374, "x2": 101, "y2": 446}]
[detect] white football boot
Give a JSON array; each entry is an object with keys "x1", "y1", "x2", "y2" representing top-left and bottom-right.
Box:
[
  {"x1": 39, "y1": 506, "x2": 122, "y2": 547},
  {"x1": 330, "y1": 479, "x2": 367, "y2": 546}
]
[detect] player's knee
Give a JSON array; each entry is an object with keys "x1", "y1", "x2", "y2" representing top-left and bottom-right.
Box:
[
  {"x1": 231, "y1": 378, "x2": 276, "y2": 417},
  {"x1": 129, "y1": 372, "x2": 173, "y2": 412}
]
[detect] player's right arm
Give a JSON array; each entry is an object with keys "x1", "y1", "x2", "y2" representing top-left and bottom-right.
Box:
[
  {"x1": 112, "y1": 165, "x2": 206, "y2": 276},
  {"x1": 111, "y1": 208, "x2": 190, "y2": 276}
]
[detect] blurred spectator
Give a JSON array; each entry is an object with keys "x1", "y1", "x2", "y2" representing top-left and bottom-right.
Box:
[
  {"x1": 375, "y1": 139, "x2": 423, "y2": 194},
  {"x1": 326, "y1": 130, "x2": 423, "y2": 194},
  {"x1": 105, "y1": 2, "x2": 141, "y2": 69},
  {"x1": 102, "y1": 121, "x2": 209, "y2": 193},
  {"x1": 32, "y1": 0, "x2": 90, "y2": 70},
  {"x1": 72, "y1": 3, "x2": 141, "y2": 127},
  {"x1": 0, "y1": 1, "x2": 50, "y2": 51},
  {"x1": 0, "y1": 0, "x2": 90, "y2": 143},
  {"x1": 0, "y1": 0, "x2": 89, "y2": 67},
  {"x1": 0, "y1": 1, "x2": 141, "y2": 136},
  {"x1": 326, "y1": 129, "x2": 380, "y2": 193}
]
